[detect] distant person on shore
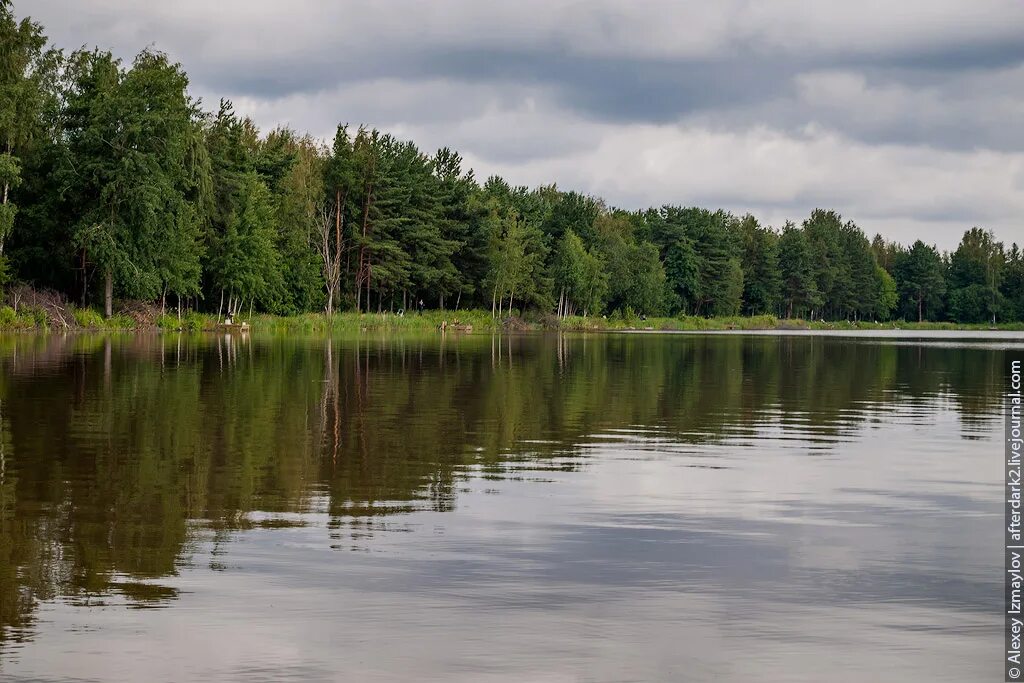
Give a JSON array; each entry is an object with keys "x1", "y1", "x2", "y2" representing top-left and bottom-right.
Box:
[{"x1": 418, "y1": 299, "x2": 425, "y2": 315}]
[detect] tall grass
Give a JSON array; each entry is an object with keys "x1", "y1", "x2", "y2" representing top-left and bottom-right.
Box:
[
  {"x1": 68, "y1": 306, "x2": 135, "y2": 330},
  {"x1": 0, "y1": 305, "x2": 51, "y2": 329},
  {"x1": 3, "y1": 305, "x2": 1023, "y2": 332},
  {"x1": 247, "y1": 309, "x2": 500, "y2": 333}
]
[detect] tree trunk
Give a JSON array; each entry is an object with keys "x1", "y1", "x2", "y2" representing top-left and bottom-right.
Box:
[
  {"x1": 355, "y1": 177, "x2": 374, "y2": 315},
  {"x1": 330, "y1": 188, "x2": 345, "y2": 315},
  {"x1": 335, "y1": 189, "x2": 341, "y2": 265},
  {"x1": 218, "y1": 288, "x2": 224, "y2": 321},
  {"x1": 0, "y1": 139, "x2": 8, "y2": 254},
  {"x1": 918, "y1": 294, "x2": 923, "y2": 323},
  {"x1": 104, "y1": 269, "x2": 113, "y2": 319},
  {"x1": 177, "y1": 293, "x2": 182, "y2": 322},
  {"x1": 0, "y1": 180, "x2": 7, "y2": 254},
  {"x1": 367, "y1": 266, "x2": 373, "y2": 314},
  {"x1": 80, "y1": 249, "x2": 88, "y2": 308}
]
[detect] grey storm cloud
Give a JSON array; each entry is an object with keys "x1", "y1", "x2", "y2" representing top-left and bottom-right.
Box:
[{"x1": 22, "y1": 0, "x2": 1024, "y2": 248}]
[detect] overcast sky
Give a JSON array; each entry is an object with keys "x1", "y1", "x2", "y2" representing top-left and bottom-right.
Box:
[{"x1": 27, "y1": 0, "x2": 1024, "y2": 249}]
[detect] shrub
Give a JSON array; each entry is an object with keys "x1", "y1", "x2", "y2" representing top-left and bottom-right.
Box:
[
  {"x1": 156, "y1": 314, "x2": 180, "y2": 330},
  {"x1": 105, "y1": 314, "x2": 136, "y2": 330},
  {"x1": 182, "y1": 312, "x2": 208, "y2": 332},
  {"x1": 71, "y1": 307, "x2": 105, "y2": 328}
]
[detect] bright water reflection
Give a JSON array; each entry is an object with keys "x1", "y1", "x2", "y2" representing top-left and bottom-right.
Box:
[{"x1": 0, "y1": 331, "x2": 1014, "y2": 682}]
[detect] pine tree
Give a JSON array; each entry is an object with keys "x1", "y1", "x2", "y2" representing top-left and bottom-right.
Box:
[
  {"x1": 663, "y1": 237, "x2": 699, "y2": 315},
  {"x1": 778, "y1": 222, "x2": 819, "y2": 319},
  {"x1": 947, "y1": 227, "x2": 1005, "y2": 323},
  {"x1": 738, "y1": 215, "x2": 781, "y2": 316},
  {"x1": 894, "y1": 241, "x2": 946, "y2": 322}
]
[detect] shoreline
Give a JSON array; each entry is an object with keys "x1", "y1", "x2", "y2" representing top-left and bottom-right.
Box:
[
  {"x1": 608, "y1": 327, "x2": 1024, "y2": 339},
  {"x1": 2, "y1": 307, "x2": 1022, "y2": 335}
]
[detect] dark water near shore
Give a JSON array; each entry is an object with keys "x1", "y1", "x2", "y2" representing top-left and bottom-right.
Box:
[{"x1": 0, "y1": 331, "x2": 1015, "y2": 682}]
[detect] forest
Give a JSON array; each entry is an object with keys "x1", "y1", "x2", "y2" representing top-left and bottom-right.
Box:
[{"x1": 1, "y1": 1, "x2": 1022, "y2": 325}]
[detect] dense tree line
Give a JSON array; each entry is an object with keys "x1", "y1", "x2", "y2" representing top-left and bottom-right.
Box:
[{"x1": 0, "y1": 1, "x2": 1021, "y2": 323}]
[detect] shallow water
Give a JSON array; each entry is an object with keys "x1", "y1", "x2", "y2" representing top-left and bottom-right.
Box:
[{"x1": 0, "y1": 331, "x2": 1016, "y2": 682}]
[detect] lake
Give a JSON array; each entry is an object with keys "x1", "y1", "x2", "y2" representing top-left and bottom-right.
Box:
[{"x1": 0, "y1": 331, "x2": 1015, "y2": 682}]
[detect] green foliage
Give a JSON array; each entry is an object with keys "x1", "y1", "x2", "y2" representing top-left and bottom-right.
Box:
[
  {"x1": 622, "y1": 241, "x2": 666, "y2": 315},
  {"x1": 799, "y1": 210, "x2": 879, "y2": 320},
  {"x1": 739, "y1": 215, "x2": 781, "y2": 316},
  {"x1": 220, "y1": 173, "x2": 281, "y2": 306},
  {"x1": 949, "y1": 284, "x2": 995, "y2": 324},
  {"x1": 592, "y1": 211, "x2": 664, "y2": 316},
  {"x1": 483, "y1": 203, "x2": 550, "y2": 315},
  {"x1": 156, "y1": 313, "x2": 179, "y2": 330},
  {"x1": 270, "y1": 130, "x2": 324, "y2": 314},
  {"x1": 71, "y1": 306, "x2": 104, "y2": 328},
  {"x1": 0, "y1": 304, "x2": 44, "y2": 328},
  {"x1": 69, "y1": 306, "x2": 134, "y2": 329},
  {"x1": 182, "y1": 312, "x2": 207, "y2": 331},
  {"x1": 554, "y1": 229, "x2": 607, "y2": 317},
  {"x1": 0, "y1": 156, "x2": 20, "y2": 245},
  {"x1": 1003, "y1": 244, "x2": 1024, "y2": 322},
  {"x1": 874, "y1": 265, "x2": 898, "y2": 321},
  {"x1": 947, "y1": 227, "x2": 1004, "y2": 323},
  {"x1": 714, "y1": 259, "x2": 744, "y2": 316},
  {"x1": 649, "y1": 207, "x2": 742, "y2": 316},
  {"x1": 894, "y1": 240, "x2": 946, "y2": 322},
  {"x1": 153, "y1": 310, "x2": 211, "y2": 331},
  {"x1": 0, "y1": 0, "x2": 52, "y2": 257},
  {"x1": 663, "y1": 237, "x2": 699, "y2": 314},
  {"x1": 28, "y1": 305, "x2": 45, "y2": 327},
  {"x1": 105, "y1": 313, "x2": 135, "y2": 330},
  {"x1": 778, "y1": 222, "x2": 819, "y2": 318}
]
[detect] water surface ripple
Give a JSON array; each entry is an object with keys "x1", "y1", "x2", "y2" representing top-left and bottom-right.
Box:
[{"x1": 0, "y1": 332, "x2": 1013, "y2": 682}]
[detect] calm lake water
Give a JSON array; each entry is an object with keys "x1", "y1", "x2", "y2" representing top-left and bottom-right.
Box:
[{"x1": 0, "y1": 331, "x2": 1016, "y2": 682}]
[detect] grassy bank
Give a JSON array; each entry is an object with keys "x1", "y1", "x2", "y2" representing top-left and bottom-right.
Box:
[
  {"x1": 241, "y1": 309, "x2": 502, "y2": 334},
  {"x1": 557, "y1": 314, "x2": 1024, "y2": 332},
  {"x1": 2, "y1": 304, "x2": 1023, "y2": 333}
]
